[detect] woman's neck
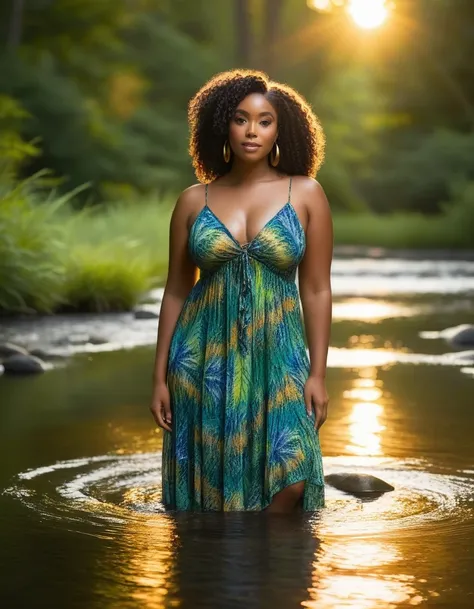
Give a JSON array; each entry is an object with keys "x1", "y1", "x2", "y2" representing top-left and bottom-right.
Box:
[{"x1": 221, "y1": 160, "x2": 283, "y2": 185}]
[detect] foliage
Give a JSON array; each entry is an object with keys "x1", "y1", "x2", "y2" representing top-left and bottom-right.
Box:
[
  {"x1": 368, "y1": 130, "x2": 474, "y2": 213},
  {"x1": 0, "y1": 177, "x2": 68, "y2": 313},
  {"x1": 0, "y1": 181, "x2": 172, "y2": 315}
]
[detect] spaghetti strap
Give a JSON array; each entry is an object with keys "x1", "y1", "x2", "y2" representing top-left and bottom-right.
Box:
[
  {"x1": 288, "y1": 176, "x2": 293, "y2": 202},
  {"x1": 205, "y1": 183, "x2": 209, "y2": 207}
]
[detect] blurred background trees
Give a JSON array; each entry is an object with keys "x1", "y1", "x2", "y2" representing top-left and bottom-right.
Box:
[
  {"x1": 1, "y1": 0, "x2": 474, "y2": 213},
  {"x1": 2, "y1": 0, "x2": 474, "y2": 314}
]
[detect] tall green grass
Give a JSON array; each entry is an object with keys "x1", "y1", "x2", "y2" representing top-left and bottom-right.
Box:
[
  {"x1": 0, "y1": 177, "x2": 68, "y2": 313},
  {"x1": 0, "y1": 184, "x2": 173, "y2": 314}
]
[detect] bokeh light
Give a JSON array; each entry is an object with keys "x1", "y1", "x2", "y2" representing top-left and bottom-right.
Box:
[{"x1": 347, "y1": 0, "x2": 389, "y2": 29}]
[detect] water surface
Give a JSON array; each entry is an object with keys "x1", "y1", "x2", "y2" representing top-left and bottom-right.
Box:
[{"x1": 1, "y1": 250, "x2": 473, "y2": 608}]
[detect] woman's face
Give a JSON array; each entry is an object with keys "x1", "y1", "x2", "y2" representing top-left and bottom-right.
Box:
[{"x1": 228, "y1": 93, "x2": 278, "y2": 164}]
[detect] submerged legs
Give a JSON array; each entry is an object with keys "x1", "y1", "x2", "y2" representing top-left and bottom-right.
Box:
[{"x1": 264, "y1": 480, "x2": 305, "y2": 514}]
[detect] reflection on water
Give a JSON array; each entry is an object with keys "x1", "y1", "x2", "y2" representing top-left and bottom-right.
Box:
[
  {"x1": 333, "y1": 298, "x2": 423, "y2": 321},
  {"x1": 344, "y1": 368, "x2": 386, "y2": 457},
  {"x1": 4, "y1": 446, "x2": 473, "y2": 608},
  {"x1": 100, "y1": 514, "x2": 178, "y2": 609},
  {"x1": 1, "y1": 251, "x2": 474, "y2": 608},
  {"x1": 305, "y1": 537, "x2": 425, "y2": 609}
]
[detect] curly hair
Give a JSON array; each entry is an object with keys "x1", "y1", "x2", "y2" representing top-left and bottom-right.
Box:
[{"x1": 188, "y1": 69, "x2": 326, "y2": 183}]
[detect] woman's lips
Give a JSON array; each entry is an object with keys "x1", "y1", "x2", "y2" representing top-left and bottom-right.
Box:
[{"x1": 241, "y1": 142, "x2": 261, "y2": 151}]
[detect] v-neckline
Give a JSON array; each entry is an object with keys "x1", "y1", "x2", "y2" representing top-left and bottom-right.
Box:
[{"x1": 205, "y1": 201, "x2": 291, "y2": 250}]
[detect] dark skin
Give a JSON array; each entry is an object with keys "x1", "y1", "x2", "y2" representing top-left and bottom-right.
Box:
[{"x1": 150, "y1": 92, "x2": 333, "y2": 514}]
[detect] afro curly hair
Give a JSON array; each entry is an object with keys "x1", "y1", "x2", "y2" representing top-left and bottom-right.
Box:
[{"x1": 188, "y1": 69, "x2": 326, "y2": 183}]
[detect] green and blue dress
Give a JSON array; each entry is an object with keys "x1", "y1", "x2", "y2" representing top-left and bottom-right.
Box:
[{"x1": 162, "y1": 177, "x2": 325, "y2": 511}]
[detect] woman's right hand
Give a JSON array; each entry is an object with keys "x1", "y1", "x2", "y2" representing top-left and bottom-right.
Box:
[{"x1": 150, "y1": 382, "x2": 172, "y2": 433}]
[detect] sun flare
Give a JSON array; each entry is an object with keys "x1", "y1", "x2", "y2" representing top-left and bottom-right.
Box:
[{"x1": 347, "y1": 0, "x2": 389, "y2": 29}]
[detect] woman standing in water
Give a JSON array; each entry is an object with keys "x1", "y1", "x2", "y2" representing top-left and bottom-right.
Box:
[{"x1": 150, "y1": 69, "x2": 333, "y2": 513}]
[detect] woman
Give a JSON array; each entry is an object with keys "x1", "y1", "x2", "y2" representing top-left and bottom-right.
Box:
[{"x1": 150, "y1": 69, "x2": 333, "y2": 514}]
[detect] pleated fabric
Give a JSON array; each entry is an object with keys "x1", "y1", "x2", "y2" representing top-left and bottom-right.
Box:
[{"x1": 162, "y1": 178, "x2": 325, "y2": 511}]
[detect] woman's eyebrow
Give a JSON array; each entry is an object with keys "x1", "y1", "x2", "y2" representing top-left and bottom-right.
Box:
[{"x1": 235, "y1": 109, "x2": 275, "y2": 118}]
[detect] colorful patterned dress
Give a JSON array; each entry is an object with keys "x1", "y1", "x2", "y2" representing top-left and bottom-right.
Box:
[{"x1": 162, "y1": 177, "x2": 325, "y2": 511}]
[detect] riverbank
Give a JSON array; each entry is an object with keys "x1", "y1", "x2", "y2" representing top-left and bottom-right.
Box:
[{"x1": 2, "y1": 195, "x2": 474, "y2": 316}]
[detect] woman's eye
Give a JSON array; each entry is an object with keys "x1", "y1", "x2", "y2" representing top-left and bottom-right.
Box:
[
  {"x1": 261, "y1": 120, "x2": 271, "y2": 127},
  {"x1": 235, "y1": 117, "x2": 246, "y2": 124}
]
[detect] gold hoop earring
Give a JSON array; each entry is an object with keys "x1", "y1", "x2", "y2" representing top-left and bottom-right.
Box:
[
  {"x1": 270, "y1": 142, "x2": 280, "y2": 167},
  {"x1": 223, "y1": 140, "x2": 231, "y2": 163}
]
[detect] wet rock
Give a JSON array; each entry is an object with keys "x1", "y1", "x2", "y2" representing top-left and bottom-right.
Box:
[
  {"x1": 3, "y1": 354, "x2": 46, "y2": 375},
  {"x1": 134, "y1": 306, "x2": 159, "y2": 320},
  {"x1": 53, "y1": 334, "x2": 88, "y2": 346},
  {"x1": 420, "y1": 324, "x2": 474, "y2": 348},
  {"x1": 52, "y1": 333, "x2": 107, "y2": 347},
  {"x1": 88, "y1": 334, "x2": 107, "y2": 345},
  {"x1": 0, "y1": 342, "x2": 29, "y2": 359},
  {"x1": 325, "y1": 473, "x2": 394, "y2": 495},
  {"x1": 449, "y1": 325, "x2": 474, "y2": 347}
]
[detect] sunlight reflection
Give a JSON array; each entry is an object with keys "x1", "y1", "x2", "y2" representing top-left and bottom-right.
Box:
[
  {"x1": 305, "y1": 573, "x2": 423, "y2": 609},
  {"x1": 347, "y1": 402, "x2": 385, "y2": 456},
  {"x1": 303, "y1": 538, "x2": 424, "y2": 609},
  {"x1": 112, "y1": 512, "x2": 179, "y2": 609},
  {"x1": 345, "y1": 369, "x2": 386, "y2": 457},
  {"x1": 333, "y1": 298, "x2": 418, "y2": 321},
  {"x1": 319, "y1": 539, "x2": 400, "y2": 569}
]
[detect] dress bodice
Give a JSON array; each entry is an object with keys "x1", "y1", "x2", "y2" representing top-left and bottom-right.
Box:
[
  {"x1": 189, "y1": 198, "x2": 306, "y2": 279},
  {"x1": 187, "y1": 179, "x2": 306, "y2": 355}
]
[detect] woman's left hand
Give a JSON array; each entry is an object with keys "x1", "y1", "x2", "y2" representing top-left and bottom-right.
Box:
[{"x1": 304, "y1": 375, "x2": 329, "y2": 430}]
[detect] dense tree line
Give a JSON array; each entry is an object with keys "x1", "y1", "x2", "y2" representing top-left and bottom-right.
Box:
[{"x1": 1, "y1": 0, "x2": 474, "y2": 215}]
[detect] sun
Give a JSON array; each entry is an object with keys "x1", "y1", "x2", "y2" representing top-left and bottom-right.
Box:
[{"x1": 347, "y1": 0, "x2": 389, "y2": 29}]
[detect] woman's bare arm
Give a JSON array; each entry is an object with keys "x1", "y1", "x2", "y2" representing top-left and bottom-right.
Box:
[
  {"x1": 297, "y1": 178, "x2": 333, "y2": 428},
  {"x1": 150, "y1": 185, "x2": 203, "y2": 430}
]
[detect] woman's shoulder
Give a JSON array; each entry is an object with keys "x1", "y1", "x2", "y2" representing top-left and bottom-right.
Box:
[
  {"x1": 171, "y1": 183, "x2": 207, "y2": 228},
  {"x1": 291, "y1": 175, "x2": 324, "y2": 194},
  {"x1": 290, "y1": 176, "x2": 330, "y2": 219},
  {"x1": 178, "y1": 182, "x2": 207, "y2": 203}
]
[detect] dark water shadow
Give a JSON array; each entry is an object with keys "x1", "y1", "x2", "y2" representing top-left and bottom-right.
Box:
[{"x1": 169, "y1": 511, "x2": 320, "y2": 609}]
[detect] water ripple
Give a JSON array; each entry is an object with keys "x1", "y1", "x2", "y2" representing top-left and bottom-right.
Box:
[{"x1": 3, "y1": 453, "x2": 473, "y2": 541}]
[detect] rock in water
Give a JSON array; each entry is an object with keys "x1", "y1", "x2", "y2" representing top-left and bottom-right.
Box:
[
  {"x1": 325, "y1": 473, "x2": 394, "y2": 495},
  {"x1": 134, "y1": 306, "x2": 159, "y2": 319},
  {"x1": 3, "y1": 354, "x2": 46, "y2": 375},
  {"x1": 450, "y1": 325, "x2": 474, "y2": 347}
]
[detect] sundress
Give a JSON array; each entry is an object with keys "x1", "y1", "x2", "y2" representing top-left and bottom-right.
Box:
[{"x1": 162, "y1": 177, "x2": 325, "y2": 511}]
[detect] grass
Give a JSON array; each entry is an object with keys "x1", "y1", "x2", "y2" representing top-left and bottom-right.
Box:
[
  {"x1": 0, "y1": 187, "x2": 174, "y2": 314},
  {"x1": 333, "y1": 212, "x2": 462, "y2": 249}
]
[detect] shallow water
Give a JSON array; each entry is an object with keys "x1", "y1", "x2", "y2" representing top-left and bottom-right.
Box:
[{"x1": 1, "y1": 250, "x2": 474, "y2": 608}]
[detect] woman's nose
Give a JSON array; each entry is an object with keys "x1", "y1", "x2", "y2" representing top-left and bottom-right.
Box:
[{"x1": 246, "y1": 122, "x2": 257, "y2": 137}]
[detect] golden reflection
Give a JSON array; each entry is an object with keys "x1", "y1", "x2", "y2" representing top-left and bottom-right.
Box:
[
  {"x1": 108, "y1": 510, "x2": 179, "y2": 609},
  {"x1": 333, "y1": 299, "x2": 417, "y2": 321},
  {"x1": 347, "y1": 402, "x2": 385, "y2": 456},
  {"x1": 320, "y1": 539, "x2": 400, "y2": 569},
  {"x1": 303, "y1": 538, "x2": 425, "y2": 608},
  {"x1": 342, "y1": 368, "x2": 387, "y2": 457}
]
